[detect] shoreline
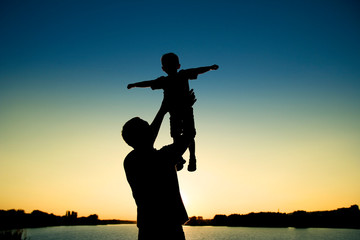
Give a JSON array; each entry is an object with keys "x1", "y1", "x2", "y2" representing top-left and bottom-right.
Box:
[{"x1": 1, "y1": 205, "x2": 359, "y2": 230}]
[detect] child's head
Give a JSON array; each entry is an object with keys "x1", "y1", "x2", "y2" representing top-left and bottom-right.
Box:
[
  {"x1": 161, "y1": 53, "x2": 180, "y2": 74},
  {"x1": 122, "y1": 117, "x2": 153, "y2": 149}
]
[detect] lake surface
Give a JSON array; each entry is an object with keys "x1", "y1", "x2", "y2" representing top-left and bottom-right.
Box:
[{"x1": 26, "y1": 224, "x2": 360, "y2": 240}]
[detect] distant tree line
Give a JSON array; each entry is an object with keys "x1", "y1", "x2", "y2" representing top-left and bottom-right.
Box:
[
  {"x1": 186, "y1": 205, "x2": 360, "y2": 229},
  {"x1": 2, "y1": 205, "x2": 359, "y2": 230},
  {"x1": 0, "y1": 209, "x2": 135, "y2": 230}
]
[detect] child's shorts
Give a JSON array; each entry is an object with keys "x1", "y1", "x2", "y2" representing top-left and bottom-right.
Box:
[{"x1": 169, "y1": 107, "x2": 196, "y2": 139}]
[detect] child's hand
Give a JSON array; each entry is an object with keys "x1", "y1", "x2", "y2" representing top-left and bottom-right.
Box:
[
  {"x1": 211, "y1": 64, "x2": 219, "y2": 70},
  {"x1": 127, "y1": 84, "x2": 134, "y2": 89}
]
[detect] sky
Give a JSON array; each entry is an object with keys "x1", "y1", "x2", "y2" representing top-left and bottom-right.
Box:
[{"x1": 1, "y1": 0, "x2": 359, "y2": 220}]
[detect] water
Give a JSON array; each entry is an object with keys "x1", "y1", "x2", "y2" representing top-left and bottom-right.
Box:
[{"x1": 25, "y1": 224, "x2": 360, "y2": 240}]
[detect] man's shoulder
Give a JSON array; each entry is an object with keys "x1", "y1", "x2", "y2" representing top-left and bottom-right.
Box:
[
  {"x1": 124, "y1": 149, "x2": 158, "y2": 166},
  {"x1": 158, "y1": 143, "x2": 177, "y2": 158},
  {"x1": 124, "y1": 150, "x2": 136, "y2": 168}
]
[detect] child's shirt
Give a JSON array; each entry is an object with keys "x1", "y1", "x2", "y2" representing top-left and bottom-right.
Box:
[{"x1": 149, "y1": 69, "x2": 198, "y2": 111}]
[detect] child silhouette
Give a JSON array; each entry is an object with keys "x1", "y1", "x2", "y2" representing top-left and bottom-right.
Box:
[{"x1": 128, "y1": 53, "x2": 218, "y2": 172}]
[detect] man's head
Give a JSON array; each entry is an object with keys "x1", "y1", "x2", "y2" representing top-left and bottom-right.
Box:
[
  {"x1": 122, "y1": 117, "x2": 153, "y2": 149},
  {"x1": 161, "y1": 53, "x2": 180, "y2": 75}
]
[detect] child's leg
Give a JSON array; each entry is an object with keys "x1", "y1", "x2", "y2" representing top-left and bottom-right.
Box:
[
  {"x1": 187, "y1": 138, "x2": 196, "y2": 172},
  {"x1": 189, "y1": 138, "x2": 195, "y2": 159},
  {"x1": 170, "y1": 112, "x2": 187, "y2": 171},
  {"x1": 182, "y1": 107, "x2": 197, "y2": 172},
  {"x1": 173, "y1": 135, "x2": 186, "y2": 171}
]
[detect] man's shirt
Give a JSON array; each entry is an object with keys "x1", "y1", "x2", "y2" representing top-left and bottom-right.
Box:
[{"x1": 124, "y1": 144, "x2": 188, "y2": 228}]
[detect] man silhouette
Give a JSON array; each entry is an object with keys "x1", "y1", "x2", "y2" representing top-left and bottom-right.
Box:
[{"x1": 122, "y1": 91, "x2": 196, "y2": 240}]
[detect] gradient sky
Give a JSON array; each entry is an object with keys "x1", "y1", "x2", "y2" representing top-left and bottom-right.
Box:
[{"x1": 1, "y1": 0, "x2": 359, "y2": 220}]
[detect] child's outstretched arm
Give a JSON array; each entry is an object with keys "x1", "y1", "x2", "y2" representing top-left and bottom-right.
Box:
[
  {"x1": 127, "y1": 80, "x2": 155, "y2": 89},
  {"x1": 187, "y1": 64, "x2": 219, "y2": 77}
]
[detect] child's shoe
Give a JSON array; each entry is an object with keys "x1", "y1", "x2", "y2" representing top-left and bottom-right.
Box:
[
  {"x1": 176, "y1": 157, "x2": 186, "y2": 171},
  {"x1": 187, "y1": 157, "x2": 197, "y2": 172}
]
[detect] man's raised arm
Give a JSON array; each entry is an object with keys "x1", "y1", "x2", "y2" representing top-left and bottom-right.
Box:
[{"x1": 149, "y1": 99, "x2": 169, "y2": 144}]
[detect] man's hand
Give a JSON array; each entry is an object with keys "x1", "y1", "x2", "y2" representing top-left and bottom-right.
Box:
[
  {"x1": 210, "y1": 64, "x2": 219, "y2": 70},
  {"x1": 186, "y1": 89, "x2": 197, "y2": 107},
  {"x1": 127, "y1": 84, "x2": 135, "y2": 89}
]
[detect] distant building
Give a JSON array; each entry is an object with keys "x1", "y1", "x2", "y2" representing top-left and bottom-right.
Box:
[{"x1": 65, "y1": 211, "x2": 77, "y2": 219}]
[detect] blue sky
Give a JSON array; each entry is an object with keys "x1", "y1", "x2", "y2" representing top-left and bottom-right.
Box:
[
  {"x1": 1, "y1": 0, "x2": 359, "y2": 108},
  {"x1": 1, "y1": 0, "x2": 359, "y2": 219}
]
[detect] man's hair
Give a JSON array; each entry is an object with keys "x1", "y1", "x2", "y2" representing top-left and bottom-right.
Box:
[
  {"x1": 122, "y1": 117, "x2": 150, "y2": 148},
  {"x1": 161, "y1": 53, "x2": 179, "y2": 69}
]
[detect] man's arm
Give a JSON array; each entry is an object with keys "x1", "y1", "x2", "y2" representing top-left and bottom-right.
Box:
[{"x1": 149, "y1": 99, "x2": 168, "y2": 144}]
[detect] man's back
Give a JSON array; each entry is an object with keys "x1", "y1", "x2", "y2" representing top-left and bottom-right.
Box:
[{"x1": 124, "y1": 145, "x2": 188, "y2": 228}]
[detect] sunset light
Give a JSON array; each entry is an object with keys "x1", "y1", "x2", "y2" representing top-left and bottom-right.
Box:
[{"x1": 1, "y1": 0, "x2": 359, "y2": 224}]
